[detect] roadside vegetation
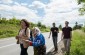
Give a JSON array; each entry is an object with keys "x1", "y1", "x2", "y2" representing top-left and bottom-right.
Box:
[
  {"x1": 0, "y1": 17, "x2": 50, "y2": 38},
  {"x1": 70, "y1": 30, "x2": 85, "y2": 55}
]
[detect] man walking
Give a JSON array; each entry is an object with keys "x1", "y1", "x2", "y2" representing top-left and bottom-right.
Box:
[
  {"x1": 62, "y1": 21, "x2": 72, "y2": 55},
  {"x1": 49, "y1": 23, "x2": 59, "y2": 52}
]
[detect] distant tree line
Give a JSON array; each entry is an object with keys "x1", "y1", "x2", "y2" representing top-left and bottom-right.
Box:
[
  {"x1": 0, "y1": 17, "x2": 20, "y2": 25},
  {"x1": 0, "y1": 17, "x2": 50, "y2": 32},
  {"x1": 73, "y1": 22, "x2": 83, "y2": 30}
]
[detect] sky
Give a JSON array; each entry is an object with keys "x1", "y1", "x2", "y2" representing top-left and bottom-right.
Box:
[{"x1": 0, "y1": 0, "x2": 85, "y2": 27}]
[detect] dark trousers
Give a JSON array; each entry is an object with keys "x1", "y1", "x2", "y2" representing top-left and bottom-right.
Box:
[
  {"x1": 52, "y1": 36, "x2": 58, "y2": 51},
  {"x1": 20, "y1": 44, "x2": 28, "y2": 55}
]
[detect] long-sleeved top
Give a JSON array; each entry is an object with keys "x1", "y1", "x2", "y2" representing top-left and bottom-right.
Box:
[{"x1": 29, "y1": 34, "x2": 45, "y2": 47}]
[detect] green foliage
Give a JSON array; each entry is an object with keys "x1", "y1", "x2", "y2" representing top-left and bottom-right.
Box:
[
  {"x1": 30, "y1": 22, "x2": 37, "y2": 29},
  {"x1": 41, "y1": 25, "x2": 46, "y2": 29},
  {"x1": 37, "y1": 22, "x2": 42, "y2": 27},
  {"x1": 73, "y1": 25, "x2": 82, "y2": 30},
  {"x1": 58, "y1": 25, "x2": 62, "y2": 30},
  {"x1": 70, "y1": 30, "x2": 85, "y2": 55},
  {"x1": 79, "y1": 5, "x2": 85, "y2": 15},
  {"x1": 78, "y1": 0, "x2": 85, "y2": 4},
  {"x1": 40, "y1": 27, "x2": 50, "y2": 33},
  {"x1": 36, "y1": 22, "x2": 50, "y2": 32},
  {"x1": 0, "y1": 17, "x2": 50, "y2": 38},
  {"x1": 73, "y1": 22, "x2": 82, "y2": 30},
  {"x1": 0, "y1": 17, "x2": 20, "y2": 25},
  {"x1": 82, "y1": 27, "x2": 85, "y2": 32},
  {"x1": 0, "y1": 24, "x2": 20, "y2": 38},
  {"x1": 78, "y1": 0, "x2": 85, "y2": 15},
  {"x1": 8, "y1": 18, "x2": 20, "y2": 25}
]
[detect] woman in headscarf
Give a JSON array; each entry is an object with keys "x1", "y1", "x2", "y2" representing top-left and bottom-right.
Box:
[{"x1": 23, "y1": 27, "x2": 46, "y2": 55}]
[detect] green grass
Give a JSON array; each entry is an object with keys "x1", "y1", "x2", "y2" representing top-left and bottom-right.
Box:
[
  {"x1": 0, "y1": 24, "x2": 50, "y2": 39},
  {"x1": 41, "y1": 28, "x2": 50, "y2": 33},
  {"x1": 82, "y1": 27, "x2": 85, "y2": 32},
  {"x1": 70, "y1": 30, "x2": 85, "y2": 55},
  {"x1": 0, "y1": 24, "x2": 20, "y2": 38},
  {"x1": 0, "y1": 18, "x2": 50, "y2": 39}
]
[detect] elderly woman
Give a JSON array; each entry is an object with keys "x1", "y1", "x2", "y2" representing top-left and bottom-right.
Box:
[{"x1": 24, "y1": 27, "x2": 46, "y2": 55}]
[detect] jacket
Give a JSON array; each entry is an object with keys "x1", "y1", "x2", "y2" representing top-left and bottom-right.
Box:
[{"x1": 29, "y1": 33, "x2": 45, "y2": 47}]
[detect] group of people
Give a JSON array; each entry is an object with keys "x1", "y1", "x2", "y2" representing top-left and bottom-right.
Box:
[
  {"x1": 15, "y1": 19, "x2": 72, "y2": 55},
  {"x1": 49, "y1": 21, "x2": 72, "y2": 55}
]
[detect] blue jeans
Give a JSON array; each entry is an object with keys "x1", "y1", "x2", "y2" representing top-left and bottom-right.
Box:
[{"x1": 52, "y1": 36, "x2": 58, "y2": 51}]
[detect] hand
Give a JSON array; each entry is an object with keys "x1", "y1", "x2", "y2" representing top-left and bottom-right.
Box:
[
  {"x1": 23, "y1": 39, "x2": 32, "y2": 45},
  {"x1": 23, "y1": 39, "x2": 29, "y2": 42},
  {"x1": 23, "y1": 39, "x2": 32, "y2": 44},
  {"x1": 15, "y1": 36, "x2": 19, "y2": 39}
]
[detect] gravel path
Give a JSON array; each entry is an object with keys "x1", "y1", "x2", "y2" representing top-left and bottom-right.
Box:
[{"x1": 47, "y1": 40, "x2": 65, "y2": 55}]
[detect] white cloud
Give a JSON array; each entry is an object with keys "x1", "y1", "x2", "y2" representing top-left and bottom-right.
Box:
[
  {"x1": 14, "y1": 2, "x2": 28, "y2": 6},
  {"x1": 0, "y1": 3, "x2": 40, "y2": 23},
  {"x1": 0, "y1": 0, "x2": 85, "y2": 27},
  {"x1": 0, "y1": 0, "x2": 13, "y2": 3},
  {"x1": 29, "y1": 1, "x2": 45, "y2": 9},
  {"x1": 45, "y1": 0, "x2": 78, "y2": 13},
  {"x1": 14, "y1": 2, "x2": 20, "y2": 6},
  {"x1": 41, "y1": 0, "x2": 85, "y2": 27},
  {"x1": 21, "y1": 3, "x2": 28, "y2": 6}
]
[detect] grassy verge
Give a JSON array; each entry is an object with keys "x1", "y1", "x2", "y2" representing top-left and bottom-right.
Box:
[
  {"x1": 0, "y1": 24, "x2": 50, "y2": 39},
  {"x1": 0, "y1": 24, "x2": 20, "y2": 38},
  {"x1": 70, "y1": 30, "x2": 85, "y2": 55}
]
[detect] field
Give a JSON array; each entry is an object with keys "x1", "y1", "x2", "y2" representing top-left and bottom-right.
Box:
[
  {"x1": 0, "y1": 24, "x2": 20, "y2": 38},
  {"x1": 70, "y1": 30, "x2": 85, "y2": 55}
]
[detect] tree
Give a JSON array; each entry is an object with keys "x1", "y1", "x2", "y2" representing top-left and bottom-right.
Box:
[
  {"x1": 59, "y1": 25, "x2": 62, "y2": 30},
  {"x1": 78, "y1": 0, "x2": 85, "y2": 15},
  {"x1": 37, "y1": 22, "x2": 41, "y2": 27},
  {"x1": 75, "y1": 22, "x2": 78, "y2": 28},
  {"x1": 78, "y1": 0, "x2": 81, "y2": 4},
  {"x1": 73, "y1": 22, "x2": 82, "y2": 30},
  {"x1": 78, "y1": 0, "x2": 85, "y2": 4},
  {"x1": 0, "y1": 17, "x2": 7, "y2": 24},
  {"x1": 41, "y1": 25, "x2": 46, "y2": 29},
  {"x1": 8, "y1": 17, "x2": 20, "y2": 25},
  {"x1": 30, "y1": 22, "x2": 37, "y2": 29}
]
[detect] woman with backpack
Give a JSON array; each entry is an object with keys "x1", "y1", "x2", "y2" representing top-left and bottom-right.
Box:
[{"x1": 16, "y1": 19, "x2": 30, "y2": 55}]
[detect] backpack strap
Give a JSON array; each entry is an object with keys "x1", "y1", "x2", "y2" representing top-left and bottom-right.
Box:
[
  {"x1": 25, "y1": 28, "x2": 27, "y2": 35},
  {"x1": 18, "y1": 29, "x2": 21, "y2": 35},
  {"x1": 24, "y1": 28, "x2": 27, "y2": 37}
]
